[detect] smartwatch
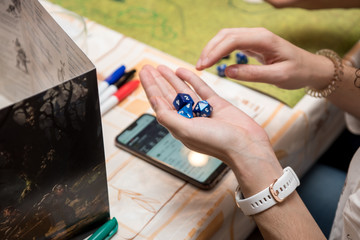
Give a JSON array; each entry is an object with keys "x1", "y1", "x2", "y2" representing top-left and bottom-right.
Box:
[{"x1": 235, "y1": 166, "x2": 300, "y2": 216}]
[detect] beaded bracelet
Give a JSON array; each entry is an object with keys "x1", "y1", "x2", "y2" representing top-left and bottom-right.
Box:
[
  {"x1": 355, "y1": 69, "x2": 360, "y2": 88},
  {"x1": 305, "y1": 49, "x2": 344, "y2": 98}
]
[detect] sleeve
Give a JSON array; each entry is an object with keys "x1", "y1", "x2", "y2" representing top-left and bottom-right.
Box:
[
  {"x1": 342, "y1": 188, "x2": 360, "y2": 240},
  {"x1": 330, "y1": 148, "x2": 360, "y2": 240},
  {"x1": 345, "y1": 113, "x2": 360, "y2": 135}
]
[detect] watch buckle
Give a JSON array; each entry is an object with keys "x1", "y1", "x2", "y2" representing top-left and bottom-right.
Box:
[{"x1": 269, "y1": 179, "x2": 284, "y2": 203}]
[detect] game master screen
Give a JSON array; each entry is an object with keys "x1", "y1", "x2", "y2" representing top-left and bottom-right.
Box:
[{"x1": 0, "y1": 71, "x2": 110, "y2": 240}]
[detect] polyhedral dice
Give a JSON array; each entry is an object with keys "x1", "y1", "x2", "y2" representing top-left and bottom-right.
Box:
[
  {"x1": 173, "y1": 93, "x2": 194, "y2": 111},
  {"x1": 178, "y1": 103, "x2": 194, "y2": 119},
  {"x1": 193, "y1": 100, "x2": 213, "y2": 117},
  {"x1": 217, "y1": 64, "x2": 227, "y2": 77},
  {"x1": 236, "y1": 52, "x2": 248, "y2": 64}
]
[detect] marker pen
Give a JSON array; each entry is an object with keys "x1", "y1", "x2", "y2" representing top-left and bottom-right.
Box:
[
  {"x1": 98, "y1": 65, "x2": 126, "y2": 95},
  {"x1": 88, "y1": 217, "x2": 118, "y2": 240},
  {"x1": 100, "y1": 80, "x2": 140, "y2": 116},
  {"x1": 99, "y1": 69, "x2": 136, "y2": 104}
]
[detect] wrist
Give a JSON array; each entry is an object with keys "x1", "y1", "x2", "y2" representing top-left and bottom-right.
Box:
[
  {"x1": 235, "y1": 166, "x2": 300, "y2": 216},
  {"x1": 305, "y1": 53, "x2": 335, "y2": 90},
  {"x1": 228, "y1": 145, "x2": 283, "y2": 198}
]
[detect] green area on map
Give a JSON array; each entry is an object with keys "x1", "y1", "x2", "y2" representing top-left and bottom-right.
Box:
[{"x1": 50, "y1": 0, "x2": 360, "y2": 107}]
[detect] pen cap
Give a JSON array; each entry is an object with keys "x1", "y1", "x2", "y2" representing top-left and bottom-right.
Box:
[
  {"x1": 114, "y1": 80, "x2": 140, "y2": 102},
  {"x1": 105, "y1": 65, "x2": 126, "y2": 85},
  {"x1": 88, "y1": 217, "x2": 118, "y2": 240},
  {"x1": 114, "y1": 69, "x2": 136, "y2": 88}
]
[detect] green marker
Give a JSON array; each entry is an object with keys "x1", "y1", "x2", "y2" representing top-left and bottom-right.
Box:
[{"x1": 89, "y1": 217, "x2": 118, "y2": 240}]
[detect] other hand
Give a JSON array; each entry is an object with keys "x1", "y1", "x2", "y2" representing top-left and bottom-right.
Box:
[{"x1": 196, "y1": 28, "x2": 333, "y2": 91}]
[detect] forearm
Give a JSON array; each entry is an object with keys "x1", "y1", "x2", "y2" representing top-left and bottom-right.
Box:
[
  {"x1": 254, "y1": 192, "x2": 325, "y2": 239},
  {"x1": 303, "y1": 51, "x2": 360, "y2": 119},
  {"x1": 327, "y1": 64, "x2": 360, "y2": 119},
  {"x1": 229, "y1": 148, "x2": 325, "y2": 239},
  {"x1": 265, "y1": 0, "x2": 360, "y2": 9}
]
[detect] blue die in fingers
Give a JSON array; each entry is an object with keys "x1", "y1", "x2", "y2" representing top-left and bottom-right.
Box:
[
  {"x1": 173, "y1": 93, "x2": 194, "y2": 111},
  {"x1": 236, "y1": 52, "x2": 248, "y2": 64},
  {"x1": 217, "y1": 64, "x2": 227, "y2": 77},
  {"x1": 178, "y1": 103, "x2": 194, "y2": 119},
  {"x1": 193, "y1": 100, "x2": 213, "y2": 117}
]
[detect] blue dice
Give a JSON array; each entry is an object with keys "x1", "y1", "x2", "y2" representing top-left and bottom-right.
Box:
[
  {"x1": 217, "y1": 64, "x2": 227, "y2": 77},
  {"x1": 173, "y1": 93, "x2": 213, "y2": 118},
  {"x1": 178, "y1": 103, "x2": 194, "y2": 119},
  {"x1": 173, "y1": 93, "x2": 194, "y2": 111},
  {"x1": 236, "y1": 52, "x2": 248, "y2": 64},
  {"x1": 193, "y1": 100, "x2": 213, "y2": 117}
]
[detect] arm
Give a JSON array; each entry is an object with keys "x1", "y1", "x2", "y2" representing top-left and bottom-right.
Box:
[
  {"x1": 326, "y1": 64, "x2": 360, "y2": 119},
  {"x1": 196, "y1": 28, "x2": 360, "y2": 119},
  {"x1": 264, "y1": 0, "x2": 360, "y2": 9},
  {"x1": 139, "y1": 64, "x2": 325, "y2": 239}
]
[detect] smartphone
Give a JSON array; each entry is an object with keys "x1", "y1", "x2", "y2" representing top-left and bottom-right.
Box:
[{"x1": 115, "y1": 113, "x2": 229, "y2": 190}]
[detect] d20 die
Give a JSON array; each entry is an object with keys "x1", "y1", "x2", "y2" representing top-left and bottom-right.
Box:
[
  {"x1": 173, "y1": 93, "x2": 194, "y2": 111},
  {"x1": 178, "y1": 103, "x2": 194, "y2": 119},
  {"x1": 193, "y1": 100, "x2": 213, "y2": 117}
]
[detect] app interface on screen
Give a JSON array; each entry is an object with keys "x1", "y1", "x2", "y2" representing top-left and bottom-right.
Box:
[{"x1": 117, "y1": 115, "x2": 223, "y2": 182}]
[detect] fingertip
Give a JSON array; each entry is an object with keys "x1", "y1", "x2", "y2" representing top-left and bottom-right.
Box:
[
  {"x1": 175, "y1": 67, "x2": 193, "y2": 80},
  {"x1": 139, "y1": 65, "x2": 155, "y2": 80},
  {"x1": 225, "y1": 66, "x2": 239, "y2": 79},
  {"x1": 201, "y1": 57, "x2": 209, "y2": 67},
  {"x1": 141, "y1": 64, "x2": 154, "y2": 71},
  {"x1": 175, "y1": 67, "x2": 186, "y2": 74},
  {"x1": 195, "y1": 64, "x2": 205, "y2": 71},
  {"x1": 157, "y1": 64, "x2": 174, "y2": 75},
  {"x1": 196, "y1": 59, "x2": 202, "y2": 69},
  {"x1": 139, "y1": 66, "x2": 148, "y2": 79},
  {"x1": 156, "y1": 64, "x2": 166, "y2": 70}
]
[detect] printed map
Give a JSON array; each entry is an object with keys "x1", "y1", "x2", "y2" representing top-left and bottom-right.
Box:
[{"x1": 50, "y1": 0, "x2": 360, "y2": 107}]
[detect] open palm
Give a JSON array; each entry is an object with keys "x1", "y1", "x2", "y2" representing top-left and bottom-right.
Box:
[{"x1": 139, "y1": 65, "x2": 273, "y2": 168}]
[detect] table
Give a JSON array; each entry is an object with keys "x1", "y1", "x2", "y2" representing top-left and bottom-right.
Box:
[
  {"x1": 41, "y1": 2, "x2": 346, "y2": 239},
  {"x1": 48, "y1": 0, "x2": 360, "y2": 107}
]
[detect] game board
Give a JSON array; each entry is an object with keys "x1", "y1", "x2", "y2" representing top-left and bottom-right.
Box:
[{"x1": 50, "y1": 0, "x2": 360, "y2": 107}]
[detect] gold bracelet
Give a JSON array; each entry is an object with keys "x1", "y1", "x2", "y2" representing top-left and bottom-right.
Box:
[{"x1": 305, "y1": 49, "x2": 344, "y2": 98}]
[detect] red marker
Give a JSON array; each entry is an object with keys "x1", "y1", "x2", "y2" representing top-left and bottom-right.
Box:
[{"x1": 100, "y1": 80, "x2": 140, "y2": 115}]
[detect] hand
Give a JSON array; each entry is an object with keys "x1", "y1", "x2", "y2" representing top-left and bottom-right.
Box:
[
  {"x1": 139, "y1": 64, "x2": 283, "y2": 196},
  {"x1": 265, "y1": 0, "x2": 360, "y2": 9},
  {"x1": 265, "y1": 0, "x2": 323, "y2": 9},
  {"x1": 196, "y1": 28, "x2": 333, "y2": 90}
]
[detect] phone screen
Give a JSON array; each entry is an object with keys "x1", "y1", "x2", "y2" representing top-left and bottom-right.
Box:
[{"x1": 115, "y1": 114, "x2": 228, "y2": 189}]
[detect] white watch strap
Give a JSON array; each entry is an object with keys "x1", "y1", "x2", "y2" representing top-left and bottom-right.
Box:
[{"x1": 235, "y1": 167, "x2": 300, "y2": 216}]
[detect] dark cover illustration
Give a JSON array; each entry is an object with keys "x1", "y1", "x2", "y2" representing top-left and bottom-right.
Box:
[{"x1": 0, "y1": 70, "x2": 110, "y2": 239}]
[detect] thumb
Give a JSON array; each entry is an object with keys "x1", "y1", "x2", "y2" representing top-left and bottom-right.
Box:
[{"x1": 225, "y1": 64, "x2": 284, "y2": 85}]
